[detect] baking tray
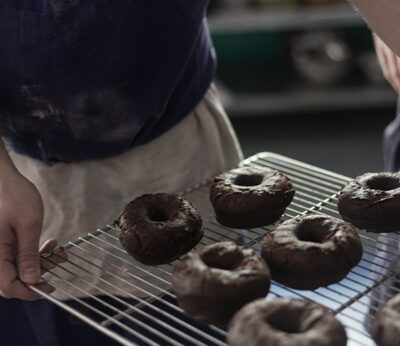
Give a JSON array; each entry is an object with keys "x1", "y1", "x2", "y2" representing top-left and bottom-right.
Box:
[{"x1": 31, "y1": 152, "x2": 400, "y2": 346}]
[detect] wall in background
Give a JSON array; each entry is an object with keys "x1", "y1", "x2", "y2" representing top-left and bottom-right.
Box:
[
  {"x1": 209, "y1": 0, "x2": 398, "y2": 176},
  {"x1": 231, "y1": 108, "x2": 396, "y2": 177}
]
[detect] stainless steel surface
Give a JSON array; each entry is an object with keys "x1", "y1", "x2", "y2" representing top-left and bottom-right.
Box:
[{"x1": 33, "y1": 152, "x2": 400, "y2": 346}]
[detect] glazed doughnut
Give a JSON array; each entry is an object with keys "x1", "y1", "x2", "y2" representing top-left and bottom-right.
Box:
[
  {"x1": 210, "y1": 166, "x2": 295, "y2": 229},
  {"x1": 117, "y1": 193, "x2": 203, "y2": 265},
  {"x1": 261, "y1": 214, "x2": 363, "y2": 290},
  {"x1": 172, "y1": 242, "x2": 271, "y2": 327},
  {"x1": 338, "y1": 172, "x2": 400, "y2": 232},
  {"x1": 228, "y1": 298, "x2": 347, "y2": 346},
  {"x1": 373, "y1": 293, "x2": 400, "y2": 346}
]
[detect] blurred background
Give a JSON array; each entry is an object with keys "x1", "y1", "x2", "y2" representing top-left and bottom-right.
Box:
[{"x1": 207, "y1": 0, "x2": 397, "y2": 177}]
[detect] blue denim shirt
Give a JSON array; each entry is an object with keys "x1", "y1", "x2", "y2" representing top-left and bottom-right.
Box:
[{"x1": 0, "y1": 0, "x2": 215, "y2": 162}]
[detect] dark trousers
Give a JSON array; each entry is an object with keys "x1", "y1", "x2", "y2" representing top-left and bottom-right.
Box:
[
  {"x1": 0, "y1": 295, "x2": 221, "y2": 346},
  {"x1": 0, "y1": 297, "x2": 131, "y2": 346}
]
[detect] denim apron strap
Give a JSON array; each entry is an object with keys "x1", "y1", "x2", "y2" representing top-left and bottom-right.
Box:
[{"x1": 383, "y1": 96, "x2": 400, "y2": 172}]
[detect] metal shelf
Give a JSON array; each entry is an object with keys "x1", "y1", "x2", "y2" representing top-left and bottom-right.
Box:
[{"x1": 208, "y1": 4, "x2": 364, "y2": 34}]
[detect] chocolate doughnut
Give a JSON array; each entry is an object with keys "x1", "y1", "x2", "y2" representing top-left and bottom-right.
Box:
[
  {"x1": 172, "y1": 242, "x2": 271, "y2": 327},
  {"x1": 210, "y1": 166, "x2": 295, "y2": 229},
  {"x1": 261, "y1": 214, "x2": 363, "y2": 290},
  {"x1": 338, "y1": 172, "x2": 400, "y2": 232},
  {"x1": 117, "y1": 193, "x2": 203, "y2": 265},
  {"x1": 228, "y1": 298, "x2": 347, "y2": 346},
  {"x1": 372, "y1": 293, "x2": 400, "y2": 346}
]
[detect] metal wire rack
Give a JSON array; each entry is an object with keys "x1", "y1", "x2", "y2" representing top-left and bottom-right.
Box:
[{"x1": 31, "y1": 152, "x2": 400, "y2": 346}]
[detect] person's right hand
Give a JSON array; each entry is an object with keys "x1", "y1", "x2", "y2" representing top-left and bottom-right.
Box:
[
  {"x1": 374, "y1": 33, "x2": 400, "y2": 93},
  {"x1": 0, "y1": 172, "x2": 59, "y2": 300}
]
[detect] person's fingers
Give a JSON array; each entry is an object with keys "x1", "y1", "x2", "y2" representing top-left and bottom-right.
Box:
[
  {"x1": 395, "y1": 57, "x2": 400, "y2": 91},
  {"x1": 0, "y1": 228, "x2": 21, "y2": 297},
  {"x1": 39, "y1": 239, "x2": 58, "y2": 253},
  {"x1": 373, "y1": 34, "x2": 400, "y2": 92},
  {"x1": 0, "y1": 232, "x2": 18, "y2": 298},
  {"x1": 40, "y1": 253, "x2": 67, "y2": 274},
  {"x1": 16, "y1": 221, "x2": 42, "y2": 285},
  {"x1": 0, "y1": 242, "x2": 54, "y2": 300},
  {"x1": 1, "y1": 280, "x2": 55, "y2": 301},
  {"x1": 26, "y1": 281, "x2": 56, "y2": 300},
  {"x1": 40, "y1": 239, "x2": 67, "y2": 260},
  {"x1": 386, "y1": 51, "x2": 400, "y2": 93},
  {"x1": 375, "y1": 41, "x2": 390, "y2": 78},
  {"x1": 39, "y1": 239, "x2": 68, "y2": 274}
]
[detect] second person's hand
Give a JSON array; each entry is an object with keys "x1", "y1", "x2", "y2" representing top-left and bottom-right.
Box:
[{"x1": 374, "y1": 33, "x2": 400, "y2": 93}]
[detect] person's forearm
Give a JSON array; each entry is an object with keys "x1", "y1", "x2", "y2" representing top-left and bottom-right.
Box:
[
  {"x1": 350, "y1": 0, "x2": 400, "y2": 56},
  {"x1": 0, "y1": 138, "x2": 19, "y2": 177}
]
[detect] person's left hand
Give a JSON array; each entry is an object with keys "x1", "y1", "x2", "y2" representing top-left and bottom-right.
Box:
[
  {"x1": 39, "y1": 239, "x2": 68, "y2": 277},
  {"x1": 0, "y1": 239, "x2": 67, "y2": 300}
]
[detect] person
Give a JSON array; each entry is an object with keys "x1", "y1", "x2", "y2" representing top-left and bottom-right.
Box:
[
  {"x1": 351, "y1": 0, "x2": 400, "y2": 56},
  {"x1": 374, "y1": 34, "x2": 400, "y2": 171},
  {"x1": 0, "y1": 1, "x2": 242, "y2": 345},
  {"x1": 364, "y1": 33, "x2": 400, "y2": 331},
  {"x1": 303, "y1": 3, "x2": 400, "y2": 336}
]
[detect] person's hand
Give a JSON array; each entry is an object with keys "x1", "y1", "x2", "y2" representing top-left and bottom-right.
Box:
[
  {"x1": 0, "y1": 172, "x2": 65, "y2": 300},
  {"x1": 374, "y1": 33, "x2": 400, "y2": 93}
]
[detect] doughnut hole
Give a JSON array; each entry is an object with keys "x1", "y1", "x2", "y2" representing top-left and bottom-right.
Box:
[
  {"x1": 266, "y1": 309, "x2": 302, "y2": 334},
  {"x1": 233, "y1": 174, "x2": 264, "y2": 187},
  {"x1": 295, "y1": 219, "x2": 331, "y2": 244},
  {"x1": 147, "y1": 203, "x2": 175, "y2": 223},
  {"x1": 366, "y1": 176, "x2": 400, "y2": 191},
  {"x1": 201, "y1": 246, "x2": 244, "y2": 271}
]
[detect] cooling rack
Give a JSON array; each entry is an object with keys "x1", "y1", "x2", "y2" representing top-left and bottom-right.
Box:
[{"x1": 31, "y1": 152, "x2": 400, "y2": 346}]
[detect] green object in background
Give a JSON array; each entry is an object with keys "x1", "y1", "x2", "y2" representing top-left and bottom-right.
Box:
[
  {"x1": 207, "y1": 1, "x2": 394, "y2": 115},
  {"x1": 212, "y1": 32, "x2": 284, "y2": 64},
  {"x1": 345, "y1": 27, "x2": 373, "y2": 50},
  {"x1": 211, "y1": 31, "x2": 289, "y2": 92},
  {"x1": 210, "y1": 24, "x2": 374, "y2": 92}
]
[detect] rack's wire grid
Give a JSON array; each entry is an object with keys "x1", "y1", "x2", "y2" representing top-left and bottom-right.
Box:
[{"x1": 32, "y1": 152, "x2": 400, "y2": 346}]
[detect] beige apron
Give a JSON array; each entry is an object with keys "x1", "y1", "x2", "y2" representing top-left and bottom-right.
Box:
[{"x1": 9, "y1": 84, "x2": 243, "y2": 300}]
